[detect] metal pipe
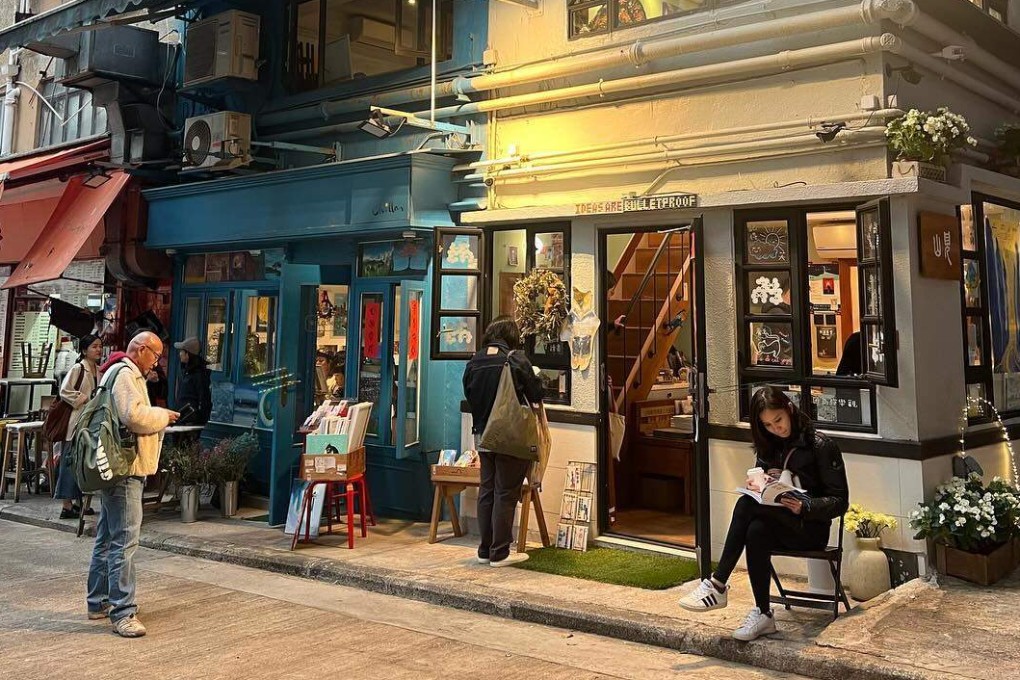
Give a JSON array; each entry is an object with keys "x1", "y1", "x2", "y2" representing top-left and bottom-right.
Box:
[
  {"x1": 464, "y1": 127, "x2": 888, "y2": 182},
  {"x1": 889, "y1": 41, "x2": 1020, "y2": 114},
  {"x1": 1, "y1": 49, "x2": 21, "y2": 157},
  {"x1": 428, "y1": 36, "x2": 893, "y2": 120},
  {"x1": 455, "y1": 108, "x2": 904, "y2": 172}
]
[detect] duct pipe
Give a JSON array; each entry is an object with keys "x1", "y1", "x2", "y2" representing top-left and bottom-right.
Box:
[
  {"x1": 463, "y1": 127, "x2": 889, "y2": 182},
  {"x1": 1, "y1": 49, "x2": 20, "y2": 157},
  {"x1": 258, "y1": 0, "x2": 912, "y2": 130},
  {"x1": 887, "y1": 6, "x2": 1020, "y2": 95},
  {"x1": 421, "y1": 36, "x2": 894, "y2": 120},
  {"x1": 455, "y1": 108, "x2": 903, "y2": 172},
  {"x1": 889, "y1": 41, "x2": 1020, "y2": 115}
]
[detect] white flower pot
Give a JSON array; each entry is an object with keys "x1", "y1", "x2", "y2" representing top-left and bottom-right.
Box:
[
  {"x1": 847, "y1": 537, "x2": 891, "y2": 601},
  {"x1": 891, "y1": 160, "x2": 947, "y2": 183}
]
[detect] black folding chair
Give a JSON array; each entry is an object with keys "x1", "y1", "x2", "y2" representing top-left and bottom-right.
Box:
[{"x1": 769, "y1": 515, "x2": 852, "y2": 619}]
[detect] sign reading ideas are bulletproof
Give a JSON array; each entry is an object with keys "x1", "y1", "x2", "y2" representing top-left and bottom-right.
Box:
[{"x1": 575, "y1": 193, "x2": 698, "y2": 216}]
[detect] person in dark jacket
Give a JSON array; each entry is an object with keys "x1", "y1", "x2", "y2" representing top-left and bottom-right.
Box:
[
  {"x1": 173, "y1": 337, "x2": 211, "y2": 425},
  {"x1": 678, "y1": 386, "x2": 849, "y2": 641},
  {"x1": 463, "y1": 316, "x2": 544, "y2": 568}
]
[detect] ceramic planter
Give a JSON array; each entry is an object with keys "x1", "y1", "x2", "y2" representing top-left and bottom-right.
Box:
[
  {"x1": 847, "y1": 537, "x2": 892, "y2": 601},
  {"x1": 935, "y1": 541, "x2": 1016, "y2": 586},
  {"x1": 891, "y1": 160, "x2": 947, "y2": 183}
]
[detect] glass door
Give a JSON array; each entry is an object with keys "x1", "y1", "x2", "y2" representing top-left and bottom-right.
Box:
[
  {"x1": 348, "y1": 281, "x2": 393, "y2": 445},
  {"x1": 395, "y1": 280, "x2": 425, "y2": 456}
]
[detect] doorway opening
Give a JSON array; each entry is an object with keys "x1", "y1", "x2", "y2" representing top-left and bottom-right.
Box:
[{"x1": 601, "y1": 227, "x2": 699, "y2": 548}]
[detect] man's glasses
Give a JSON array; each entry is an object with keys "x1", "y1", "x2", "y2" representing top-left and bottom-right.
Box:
[{"x1": 142, "y1": 345, "x2": 162, "y2": 363}]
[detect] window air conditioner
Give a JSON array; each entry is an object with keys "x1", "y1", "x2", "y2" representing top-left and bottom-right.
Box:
[
  {"x1": 350, "y1": 16, "x2": 396, "y2": 50},
  {"x1": 184, "y1": 10, "x2": 260, "y2": 88},
  {"x1": 182, "y1": 111, "x2": 251, "y2": 171}
]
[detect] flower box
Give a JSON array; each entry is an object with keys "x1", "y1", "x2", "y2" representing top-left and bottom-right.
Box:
[
  {"x1": 892, "y1": 160, "x2": 947, "y2": 183},
  {"x1": 935, "y1": 541, "x2": 1016, "y2": 586}
]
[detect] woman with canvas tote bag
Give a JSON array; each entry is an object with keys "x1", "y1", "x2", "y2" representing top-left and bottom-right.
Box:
[{"x1": 463, "y1": 316, "x2": 544, "y2": 567}]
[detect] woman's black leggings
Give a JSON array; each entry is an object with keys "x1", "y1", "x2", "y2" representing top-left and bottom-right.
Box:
[{"x1": 712, "y1": 495, "x2": 830, "y2": 611}]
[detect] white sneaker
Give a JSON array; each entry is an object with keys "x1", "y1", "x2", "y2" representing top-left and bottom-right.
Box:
[
  {"x1": 490, "y1": 553, "x2": 529, "y2": 567},
  {"x1": 476, "y1": 556, "x2": 490, "y2": 564},
  {"x1": 678, "y1": 578, "x2": 729, "y2": 612},
  {"x1": 732, "y1": 607, "x2": 777, "y2": 641}
]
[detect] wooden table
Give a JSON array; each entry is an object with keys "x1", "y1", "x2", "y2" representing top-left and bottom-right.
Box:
[
  {"x1": 0, "y1": 420, "x2": 47, "y2": 502},
  {"x1": 0, "y1": 378, "x2": 57, "y2": 418},
  {"x1": 428, "y1": 466, "x2": 551, "y2": 554}
]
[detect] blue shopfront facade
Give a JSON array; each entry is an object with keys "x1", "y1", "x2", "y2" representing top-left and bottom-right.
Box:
[{"x1": 144, "y1": 152, "x2": 469, "y2": 525}]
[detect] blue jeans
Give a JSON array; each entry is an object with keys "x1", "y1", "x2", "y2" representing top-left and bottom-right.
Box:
[{"x1": 86, "y1": 477, "x2": 144, "y2": 623}]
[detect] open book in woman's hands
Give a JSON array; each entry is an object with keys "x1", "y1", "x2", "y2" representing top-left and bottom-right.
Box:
[{"x1": 736, "y1": 476, "x2": 808, "y2": 506}]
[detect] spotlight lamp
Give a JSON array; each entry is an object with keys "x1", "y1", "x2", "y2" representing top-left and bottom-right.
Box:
[
  {"x1": 358, "y1": 109, "x2": 397, "y2": 139},
  {"x1": 82, "y1": 167, "x2": 113, "y2": 188},
  {"x1": 815, "y1": 121, "x2": 847, "y2": 143},
  {"x1": 885, "y1": 63, "x2": 923, "y2": 85}
]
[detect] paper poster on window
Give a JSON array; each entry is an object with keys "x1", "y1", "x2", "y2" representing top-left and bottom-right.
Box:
[
  {"x1": 408, "y1": 298, "x2": 421, "y2": 361},
  {"x1": 363, "y1": 301, "x2": 381, "y2": 360}
]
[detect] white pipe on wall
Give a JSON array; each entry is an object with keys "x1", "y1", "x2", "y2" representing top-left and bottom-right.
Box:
[
  {"x1": 455, "y1": 108, "x2": 904, "y2": 172},
  {"x1": 463, "y1": 127, "x2": 889, "y2": 182},
  {"x1": 419, "y1": 36, "x2": 894, "y2": 120},
  {"x1": 1, "y1": 49, "x2": 21, "y2": 157}
]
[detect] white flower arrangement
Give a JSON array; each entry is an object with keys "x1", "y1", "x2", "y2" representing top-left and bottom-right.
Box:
[
  {"x1": 886, "y1": 107, "x2": 977, "y2": 167},
  {"x1": 910, "y1": 474, "x2": 1020, "y2": 553}
]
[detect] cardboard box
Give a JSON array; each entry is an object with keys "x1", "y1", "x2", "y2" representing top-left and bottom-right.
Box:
[{"x1": 300, "y1": 446, "x2": 365, "y2": 481}]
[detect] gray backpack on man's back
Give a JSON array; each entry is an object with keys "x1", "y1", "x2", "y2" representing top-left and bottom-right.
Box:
[{"x1": 69, "y1": 363, "x2": 138, "y2": 492}]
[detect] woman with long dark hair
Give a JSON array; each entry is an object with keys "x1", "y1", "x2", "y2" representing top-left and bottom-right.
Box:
[
  {"x1": 463, "y1": 316, "x2": 544, "y2": 567},
  {"x1": 678, "y1": 386, "x2": 849, "y2": 641},
  {"x1": 55, "y1": 334, "x2": 102, "y2": 518}
]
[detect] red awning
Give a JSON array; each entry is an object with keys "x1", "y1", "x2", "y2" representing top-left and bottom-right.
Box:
[
  {"x1": 0, "y1": 138, "x2": 110, "y2": 264},
  {"x1": 2, "y1": 171, "x2": 129, "y2": 289}
]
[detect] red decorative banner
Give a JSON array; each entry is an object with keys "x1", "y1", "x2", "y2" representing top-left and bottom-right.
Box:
[
  {"x1": 408, "y1": 298, "x2": 421, "y2": 361},
  {"x1": 363, "y1": 301, "x2": 381, "y2": 360}
]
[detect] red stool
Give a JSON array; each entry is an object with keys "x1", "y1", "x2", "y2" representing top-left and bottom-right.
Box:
[{"x1": 291, "y1": 475, "x2": 369, "y2": 550}]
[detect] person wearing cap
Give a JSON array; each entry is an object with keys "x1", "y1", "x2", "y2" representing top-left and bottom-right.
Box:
[{"x1": 174, "y1": 337, "x2": 211, "y2": 425}]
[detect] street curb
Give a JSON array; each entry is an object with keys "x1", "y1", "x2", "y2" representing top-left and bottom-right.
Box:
[{"x1": 0, "y1": 507, "x2": 947, "y2": 680}]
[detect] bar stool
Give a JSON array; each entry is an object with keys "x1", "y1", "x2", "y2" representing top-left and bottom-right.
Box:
[
  {"x1": 291, "y1": 475, "x2": 369, "y2": 550},
  {"x1": 0, "y1": 420, "x2": 46, "y2": 502}
]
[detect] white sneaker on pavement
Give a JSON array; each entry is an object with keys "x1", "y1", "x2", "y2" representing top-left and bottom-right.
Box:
[
  {"x1": 489, "y1": 553, "x2": 529, "y2": 567},
  {"x1": 678, "y1": 578, "x2": 729, "y2": 612},
  {"x1": 476, "y1": 556, "x2": 490, "y2": 564},
  {"x1": 113, "y1": 615, "x2": 147, "y2": 638},
  {"x1": 732, "y1": 607, "x2": 777, "y2": 641}
]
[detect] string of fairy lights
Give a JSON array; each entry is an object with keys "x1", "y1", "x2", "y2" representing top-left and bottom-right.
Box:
[{"x1": 960, "y1": 396, "x2": 1019, "y2": 486}]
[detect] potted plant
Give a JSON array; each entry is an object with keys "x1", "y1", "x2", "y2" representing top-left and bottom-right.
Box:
[
  {"x1": 164, "y1": 440, "x2": 207, "y2": 523},
  {"x1": 992, "y1": 123, "x2": 1020, "y2": 178},
  {"x1": 886, "y1": 107, "x2": 977, "y2": 182},
  {"x1": 910, "y1": 474, "x2": 1020, "y2": 585},
  {"x1": 208, "y1": 432, "x2": 258, "y2": 517},
  {"x1": 843, "y1": 504, "x2": 897, "y2": 600}
]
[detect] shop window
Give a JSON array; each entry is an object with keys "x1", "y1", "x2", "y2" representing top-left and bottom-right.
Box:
[
  {"x1": 961, "y1": 196, "x2": 1020, "y2": 419},
  {"x1": 357, "y1": 291, "x2": 386, "y2": 437},
  {"x1": 432, "y1": 228, "x2": 484, "y2": 360},
  {"x1": 735, "y1": 203, "x2": 894, "y2": 432},
  {"x1": 183, "y1": 251, "x2": 268, "y2": 284},
  {"x1": 569, "y1": 0, "x2": 732, "y2": 39},
  {"x1": 206, "y1": 297, "x2": 229, "y2": 373},
  {"x1": 36, "y1": 79, "x2": 107, "y2": 148},
  {"x1": 314, "y1": 285, "x2": 349, "y2": 405},
  {"x1": 243, "y1": 295, "x2": 277, "y2": 377},
  {"x1": 289, "y1": 0, "x2": 453, "y2": 93},
  {"x1": 395, "y1": 281, "x2": 425, "y2": 453}
]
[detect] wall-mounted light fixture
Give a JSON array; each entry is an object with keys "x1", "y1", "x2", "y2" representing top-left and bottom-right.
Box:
[
  {"x1": 82, "y1": 167, "x2": 112, "y2": 188},
  {"x1": 885, "y1": 63, "x2": 923, "y2": 85},
  {"x1": 815, "y1": 121, "x2": 847, "y2": 143}
]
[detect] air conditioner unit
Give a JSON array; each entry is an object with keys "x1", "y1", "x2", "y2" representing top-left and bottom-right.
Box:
[
  {"x1": 182, "y1": 111, "x2": 251, "y2": 171},
  {"x1": 350, "y1": 16, "x2": 396, "y2": 50},
  {"x1": 184, "y1": 9, "x2": 260, "y2": 88},
  {"x1": 60, "y1": 25, "x2": 162, "y2": 90}
]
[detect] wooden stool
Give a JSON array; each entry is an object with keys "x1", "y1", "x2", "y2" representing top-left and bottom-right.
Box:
[{"x1": 0, "y1": 420, "x2": 46, "y2": 502}]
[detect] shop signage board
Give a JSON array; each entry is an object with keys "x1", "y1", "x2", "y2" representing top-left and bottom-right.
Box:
[
  {"x1": 918, "y1": 211, "x2": 961, "y2": 280},
  {"x1": 575, "y1": 192, "x2": 698, "y2": 216}
]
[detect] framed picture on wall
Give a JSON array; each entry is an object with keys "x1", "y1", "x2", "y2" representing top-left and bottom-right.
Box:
[{"x1": 507, "y1": 246, "x2": 519, "y2": 267}]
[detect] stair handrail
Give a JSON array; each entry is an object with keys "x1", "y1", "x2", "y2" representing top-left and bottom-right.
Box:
[
  {"x1": 609, "y1": 233, "x2": 645, "y2": 299},
  {"x1": 614, "y1": 231, "x2": 676, "y2": 331}
]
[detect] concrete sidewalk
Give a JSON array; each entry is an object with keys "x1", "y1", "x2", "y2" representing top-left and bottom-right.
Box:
[{"x1": 2, "y1": 494, "x2": 1016, "y2": 680}]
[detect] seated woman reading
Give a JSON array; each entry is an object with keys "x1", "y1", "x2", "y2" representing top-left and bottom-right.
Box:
[{"x1": 678, "y1": 386, "x2": 849, "y2": 641}]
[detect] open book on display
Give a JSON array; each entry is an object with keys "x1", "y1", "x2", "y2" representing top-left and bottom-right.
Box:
[{"x1": 736, "y1": 477, "x2": 808, "y2": 506}]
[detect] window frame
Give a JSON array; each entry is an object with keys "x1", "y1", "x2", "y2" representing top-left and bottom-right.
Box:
[
  {"x1": 734, "y1": 204, "x2": 888, "y2": 433},
  {"x1": 567, "y1": 0, "x2": 740, "y2": 40},
  {"x1": 961, "y1": 193, "x2": 1020, "y2": 421},
  {"x1": 856, "y1": 198, "x2": 898, "y2": 387},
  {"x1": 483, "y1": 223, "x2": 573, "y2": 405},
  {"x1": 35, "y1": 77, "x2": 107, "y2": 149},
  {"x1": 431, "y1": 227, "x2": 485, "y2": 360}
]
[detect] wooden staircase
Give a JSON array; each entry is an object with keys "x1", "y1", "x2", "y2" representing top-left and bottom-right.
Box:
[{"x1": 606, "y1": 231, "x2": 693, "y2": 414}]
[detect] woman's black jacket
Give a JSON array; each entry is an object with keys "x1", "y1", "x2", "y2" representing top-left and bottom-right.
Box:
[
  {"x1": 463, "y1": 342, "x2": 544, "y2": 435},
  {"x1": 176, "y1": 359, "x2": 212, "y2": 425},
  {"x1": 756, "y1": 429, "x2": 850, "y2": 523}
]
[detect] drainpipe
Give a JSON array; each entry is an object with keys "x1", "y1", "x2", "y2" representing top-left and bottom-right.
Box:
[
  {"x1": 420, "y1": 36, "x2": 895, "y2": 120},
  {"x1": 455, "y1": 108, "x2": 903, "y2": 172},
  {"x1": 257, "y1": 0, "x2": 913, "y2": 130},
  {"x1": 461, "y1": 127, "x2": 889, "y2": 182},
  {"x1": 1, "y1": 49, "x2": 21, "y2": 157}
]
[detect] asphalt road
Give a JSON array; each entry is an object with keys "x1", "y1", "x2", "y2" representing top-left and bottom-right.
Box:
[{"x1": 0, "y1": 519, "x2": 810, "y2": 680}]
